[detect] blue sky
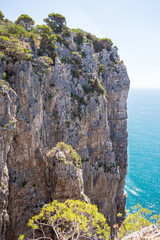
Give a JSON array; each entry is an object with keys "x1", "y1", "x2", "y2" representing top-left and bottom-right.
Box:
[{"x1": 1, "y1": 0, "x2": 160, "y2": 88}]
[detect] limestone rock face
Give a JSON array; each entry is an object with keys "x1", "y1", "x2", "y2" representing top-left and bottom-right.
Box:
[
  {"x1": 122, "y1": 225, "x2": 160, "y2": 240},
  {"x1": 45, "y1": 144, "x2": 86, "y2": 202},
  {"x1": 0, "y1": 34, "x2": 129, "y2": 240}
]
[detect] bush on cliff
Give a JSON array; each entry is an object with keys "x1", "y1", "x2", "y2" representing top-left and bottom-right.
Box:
[
  {"x1": 0, "y1": 10, "x2": 4, "y2": 21},
  {"x1": 0, "y1": 36, "x2": 32, "y2": 60},
  {"x1": 43, "y1": 12, "x2": 66, "y2": 33},
  {"x1": 18, "y1": 199, "x2": 110, "y2": 240},
  {"x1": 15, "y1": 14, "x2": 35, "y2": 31},
  {"x1": 117, "y1": 204, "x2": 160, "y2": 239},
  {"x1": 0, "y1": 11, "x2": 114, "y2": 64}
]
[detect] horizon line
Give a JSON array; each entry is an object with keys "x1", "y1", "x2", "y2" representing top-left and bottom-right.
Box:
[{"x1": 130, "y1": 87, "x2": 160, "y2": 90}]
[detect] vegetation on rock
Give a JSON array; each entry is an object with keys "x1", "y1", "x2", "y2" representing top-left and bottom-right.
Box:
[
  {"x1": 18, "y1": 201, "x2": 160, "y2": 240},
  {"x1": 47, "y1": 142, "x2": 82, "y2": 168},
  {"x1": 0, "y1": 10, "x2": 113, "y2": 65},
  {"x1": 117, "y1": 204, "x2": 160, "y2": 239},
  {"x1": 18, "y1": 199, "x2": 110, "y2": 240},
  {"x1": 0, "y1": 35, "x2": 32, "y2": 60},
  {"x1": 0, "y1": 9, "x2": 158, "y2": 240},
  {"x1": 73, "y1": 30, "x2": 84, "y2": 46},
  {"x1": 44, "y1": 12, "x2": 66, "y2": 33},
  {"x1": 0, "y1": 11, "x2": 4, "y2": 21},
  {"x1": 15, "y1": 14, "x2": 35, "y2": 31},
  {"x1": 89, "y1": 78, "x2": 108, "y2": 99},
  {"x1": 56, "y1": 142, "x2": 82, "y2": 168}
]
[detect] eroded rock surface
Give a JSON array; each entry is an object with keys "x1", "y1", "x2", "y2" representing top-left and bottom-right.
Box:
[
  {"x1": 0, "y1": 32, "x2": 129, "y2": 239},
  {"x1": 122, "y1": 225, "x2": 160, "y2": 240}
]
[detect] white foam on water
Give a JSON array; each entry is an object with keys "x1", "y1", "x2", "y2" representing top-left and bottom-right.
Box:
[
  {"x1": 132, "y1": 186, "x2": 143, "y2": 193},
  {"x1": 125, "y1": 186, "x2": 139, "y2": 196},
  {"x1": 126, "y1": 178, "x2": 143, "y2": 193}
]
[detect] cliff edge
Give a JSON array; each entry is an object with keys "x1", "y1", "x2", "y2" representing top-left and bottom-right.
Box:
[{"x1": 0, "y1": 13, "x2": 130, "y2": 239}]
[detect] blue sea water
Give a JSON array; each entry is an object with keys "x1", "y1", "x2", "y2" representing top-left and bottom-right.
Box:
[{"x1": 125, "y1": 89, "x2": 160, "y2": 214}]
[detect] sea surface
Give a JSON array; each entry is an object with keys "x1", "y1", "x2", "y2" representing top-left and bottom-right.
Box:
[{"x1": 125, "y1": 88, "x2": 160, "y2": 214}]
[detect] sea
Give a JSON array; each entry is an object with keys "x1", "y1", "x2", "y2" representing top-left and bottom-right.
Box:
[{"x1": 125, "y1": 88, "x2": 160, "y2": 215}]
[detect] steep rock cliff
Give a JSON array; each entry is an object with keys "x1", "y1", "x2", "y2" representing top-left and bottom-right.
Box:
[{"x1": 0, "y1": 27, "x2": 129, "y2": 239}]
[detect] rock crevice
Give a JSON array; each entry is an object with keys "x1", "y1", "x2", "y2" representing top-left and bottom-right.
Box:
[{"x1": 0, "y1": 33, "x2": 129, "y2": 239}]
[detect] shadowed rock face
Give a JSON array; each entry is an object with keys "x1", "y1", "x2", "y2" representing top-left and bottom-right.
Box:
[{"x1": 0, "y1": 33, "x2": 129, "y2": 239}]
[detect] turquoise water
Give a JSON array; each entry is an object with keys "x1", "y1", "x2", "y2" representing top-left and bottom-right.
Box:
[{"x1": 125, "y1": 89, "x2": 160, "y2": 214}]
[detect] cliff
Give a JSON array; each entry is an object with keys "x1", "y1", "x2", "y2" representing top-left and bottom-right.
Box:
[
  {"x1": 122, "y1": 225, "x2": 160, "y2": 240},
  {"x1": 0, "y1": 15, "x2": 130, "y2": 239}
]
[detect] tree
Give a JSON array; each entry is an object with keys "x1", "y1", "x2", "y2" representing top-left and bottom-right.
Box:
[
  {"x1": 36, "y1": 24, "x2": 53, "y2": 36},
  {"x1": 19, "y1": 199, "x2": 110, "y2": 240},
  {"x1": 35, "y1": 24, "x2": 57, "y2": 56},
  {"x1": 43, "y1": 13, "x2": 66, "y2": 33},
  {"x1": 0, "y1": 10, "x2": 4, "y2": 21},
  {"x1": 74, "y1": 32, "x2": 84, "y2": 46},
  {"x1": 117, "y1": 204, "x2": 160, "y2": 239},
  {"x1": 15, "y1": 14, "x2": 35, "y2": 31},
  {"x1": 7, "y1": 24, "x2": 30, "y2": 38}
]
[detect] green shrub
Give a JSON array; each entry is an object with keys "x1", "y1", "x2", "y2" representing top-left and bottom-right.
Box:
[
  {"x1": 38, "y1": 56, "x2": 53, "y2": 66},
  {"x1": 38, "y1": 76, "x2": 42, "y2": 82},
  {"x1": 0, "y1": 36, "x2": 32, "y2": 60},
  {"x1": 0, "y1": 51, "x2": 5, "y2": 61},
  {"x1": 78, "y1": 69, "x2": 82, "y2": 75},
  {"x1": 7, "y1": 24, "x2": 30, "y2": 38},
  {"x1": 83, "y1": 84, "x2": 92, "y2": 94},
  {"x1": 82, "y1": 157, "x2": 90, "y2": 162},
  {"x1": 0, "y1": 21, "x2": 30, "y2": 39},
  {"x1": 93, "y1": 38, "x2": 113, "y2": 53},
  {"x1": 48, "y1": 93, "x2": 53, "y2": 100},
  {"x1": 98, "y1": 61, "x2": 105, "y2": 73},
  {"x1": 56, "y1": 142, "x2": 82, "y2": 167},
  {"x1": 15, "y1": 14, "x2": 35, "y2": 31},
  {"x1": 81, "y1": 51, "x2": 86, "y2": 58},
  {"x1": 89, "y1": 78, "x2": 107, "y2": 99},
  {"x1": 43, "y1": 12, "x2": 66, "y2": 33},
  {"x1": 109, "y1": 52, "x2": 119, "y2": 64},
  {"x1": 85, "y1": 31, "x2": 97, "y2": 42},
  {"x1": 36, "y1": 24, "x2": 53, "y2": 36},
  {"x1": 62, "y1": 26, "x2": 71, "y2": 37},
  {"x1": 117, "y1": 204, "x2": 160, "y2": 239},
  {"x1": 112, "y1": 64, "x2": 119, "y2": 74},
  {"x1": 2, "y1": 72, "x2": 6, "y2": 80},
  {"x1": 19, "y1": 199, "x2": 110, "y2": 240},
  {"x1": 71, "y1": 51, "x2": 82, "y2": 58},
  {"x1": 64, "y1": 39, "x2": 69, "y2": 48},
  {"x1": 35, "y1": 25, "x2": 57, "y2": 58},
  {"x1": 0, "y1": 11, "x2": 4, "y2": 21},
  {"x1": 73, "y1": 29, "x2": 84, "y2": 46},
  {"x1": 46, "y1": 142, "x2": 82, "y2": 168},
  {"x1": 55, "y1": 34, "x2": 65, "y2": 44},
  {"x1": 22, "y1": 181, "x2": 27, "y2": 188},
  {"x1": 0, "y1": 51, "x2": 4, "y2": 56}
]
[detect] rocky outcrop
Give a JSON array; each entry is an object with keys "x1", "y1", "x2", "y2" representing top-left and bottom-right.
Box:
[
  {"x1": 0, "y1": 30, "x2": 129, "y2": 239},
  {"x1": 45, "y1": 142, "x2": 87, "y2": 202},
  {"x1": 122, "y1": 225, "x2": 160, "y2": 240}
]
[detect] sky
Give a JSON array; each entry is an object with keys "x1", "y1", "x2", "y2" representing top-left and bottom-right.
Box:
[{"x1": 1, "y1": 0, "x2": 160, "y2": 88}]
